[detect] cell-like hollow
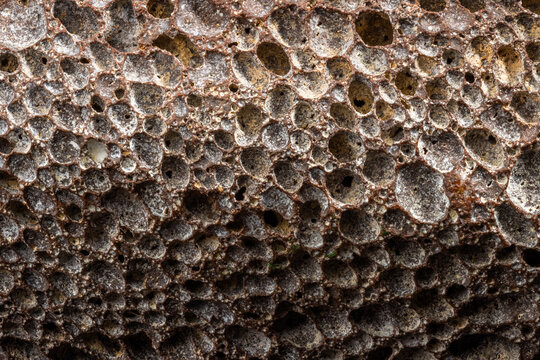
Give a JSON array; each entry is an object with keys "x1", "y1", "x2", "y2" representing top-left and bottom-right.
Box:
[
  {"x1": 418, "y1": 0, "x2": 446, "y2": 12},
  {"x1": 348, "y1": 78, "x2": 373, "y2": 114},
  {"x1": 0, "y1": 52, "x2": 19, "y2": 73},
  {"x1": 355, "y1": 11, "x2": 393, "y2": 46},
  {"x1": 395, "y1": 69, "x2": 418, "y2": 96},
  {"x1": 256, "y1": 42, "x2": 290, "y2": 76},
  {"x1": 147, "y1": 0, "x2": 174, "y2": 18}
]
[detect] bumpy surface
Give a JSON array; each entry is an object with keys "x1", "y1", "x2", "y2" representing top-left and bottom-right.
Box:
[{"x1": 0, "y1": 0, "x2": 539, "y2": 359}]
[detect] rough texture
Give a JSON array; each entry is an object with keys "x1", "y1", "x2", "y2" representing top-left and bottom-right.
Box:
[{"x1": 0, "y1": 0, "x2": 539, "y2": 359}]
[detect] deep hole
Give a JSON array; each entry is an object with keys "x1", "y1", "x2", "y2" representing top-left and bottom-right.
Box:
[
  {"x1": 89, "y1": 297, "x2": 103, "y2": 306},
  {"x1": 65, "y1": 204, "x2": 82, "y2": 221},
  {"x1": 522, "y1": 324, "x2": 533, "y2": 336},
  {"x1": 226, "y1": 218, "x2": 243, "y2": 232},
  {"x1": 41, "y1": 57, "x2": 47, "y2": 64},
  {"x1": 80, "y1": 249, "x2": 89, "y2": 256},
  {"x1": 522, "y1": 249, "x2": 540, "y2": 267},
  {"x1": 367, "y1": 346, "x2": 392, "y2": 360},
  {"x1": 243, "y1": 311, "x2": 259, "y2": 319},
  {"x1": 449, "y1": 334, "x2": 491, "y2": 356},
  {"x1": 341, "y1": 176, "x2": 353, "y2": 187},
  {"x1": 242, "y1": 237, "x2": 257, "y2": 248},
  {"x1": 184, "y1": 279, "x2": 204, "y2": 293},
  {"x1": 122, "y1": 228, "x2": 134, "y2": 243},
  {"x1": 392, "y1": 127, "x2": 404, "y2": 138},
  {"x1": 235, "y1": 186, "x2": 246, "y2": 201},
  {"x1": 91, "y1": 97, "x2": 104, "y2": 113},
  {"x1": 117, "y1": 254, "x2": 124, "y2": 263},
  {"x1": 416, "y1": 267, "x2": 434, "y2": 283},
  {"x1": 114, "y1": 88, "x2": 124, "y2": 99},
  {"x1": 1, "y1": 53, "x2": 19, "y2": 71},
  {"x1": 497, "y1": 245, "x2": 515, "y2": 260},
  {"x1": 263, "y1": 210, "x2": 279, "y2": 227},
  {"x1": 446, "y1": 284, "x2": 467, "y2": 299},
  {"x1": 354, "y1": 99, "x2": 365, "y2": 107},
  {"x1": 183, "y1": 311, "x2": 197, "y2": 323},
  {"x1": 465, "y1": 72, "x2": 475, "y2": 83},
  {"x1": 488, "y1": 135, "x2": 497, "y2": 145},
  {"x1": 165, "y1": 170, "x2": 173, "y2": 178}
]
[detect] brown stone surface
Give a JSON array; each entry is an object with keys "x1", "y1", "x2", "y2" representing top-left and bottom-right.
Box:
[{"x1": 0, "y1": 0, "x2": 539, "y2": 359}]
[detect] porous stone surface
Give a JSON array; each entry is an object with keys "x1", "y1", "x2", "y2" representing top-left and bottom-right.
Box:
[{"x1": 0, "y1": 0, "x2": 539, "y2": 359}]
